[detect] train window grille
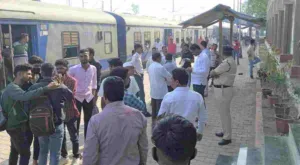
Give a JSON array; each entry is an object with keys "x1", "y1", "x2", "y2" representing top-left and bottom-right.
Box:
[
  {"x1": 144, "y1": 31, "x2": 151, "y2": 49},
  {"x1": 154, "y1": 31, "x2": 160, "y2": 40},
  {"x1": 104, "y1": 31, "x2": 112, "y2": 54},
  {"x1": 134, "y1": 32, "x2": 142, "y2": 44},
  {"x1": 175, "y1": 31, "x2": 180, "y2": 44},
  {"x1": 61, "y1": 32, "x2": 79, "y2": 58},
  {"x1": 3, "y1": 33, "x2": 10, "y2": 48}
]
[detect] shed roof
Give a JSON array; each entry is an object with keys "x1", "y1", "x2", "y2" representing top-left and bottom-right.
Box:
[
  {"x1": 0, "y1": 0, "x2": 116, "y2": 24},
  {"x1": 179, "y1": 4, "x2": 265, "y2": 28}
]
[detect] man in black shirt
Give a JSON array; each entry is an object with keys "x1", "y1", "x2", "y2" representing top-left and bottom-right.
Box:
[{"x1": 181, "y1": 44, "x2": 194, "y2": 64}]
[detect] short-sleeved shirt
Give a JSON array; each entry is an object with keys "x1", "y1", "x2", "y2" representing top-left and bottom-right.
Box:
[
  {"x1": 213, "y1": 56, "x2": 237, "y2": 86},
  {"x1": 13, "y1": 41, "x2": 28, "y2": 56}
]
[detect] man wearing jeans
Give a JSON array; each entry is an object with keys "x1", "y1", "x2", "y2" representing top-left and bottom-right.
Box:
[
  {"x1": 187, "y1": 44, "x2": 210, "y2": 99},
  {"x1": 55, "y1": 59, "x2": 81, "y2": 165},
  {"x1": 28, "y1": 63, "x2": 73, "y2": 165},
  {"x1": 69, "y1": 49, "x2": 97, "y2": 138},
  {"x1": 247, "y1": 39, "x2": 261, "y2": 79}
]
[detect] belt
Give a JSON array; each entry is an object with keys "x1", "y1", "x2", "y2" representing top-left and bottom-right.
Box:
[{"x1": 214, "y1": 85, "x2": 232, "y2": 88}]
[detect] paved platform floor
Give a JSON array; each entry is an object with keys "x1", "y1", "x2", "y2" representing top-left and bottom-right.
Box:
[{"x1": 0, "y1": 56, "x2": 257, "y2": 165}]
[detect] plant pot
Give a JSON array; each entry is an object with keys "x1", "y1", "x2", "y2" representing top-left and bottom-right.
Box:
[
  {"x1": 275, "y1": 114, "x2": 293, "y2": 134},
  {"x1": 273, "y1": 103, "x2": 290, "y2": 116},
  {"x1": 262, "y1": 89, "x2": 272, "y2": 98},
  {"x1": 268, "y1": 95, "x2": 280, "y2": 107}
]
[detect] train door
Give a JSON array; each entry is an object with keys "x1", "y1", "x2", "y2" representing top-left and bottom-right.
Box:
[
  {"x1": 163, "y1": 29, "x2": 173, "y2": 46},
  {"x1": 194, "y1": 30, "x2": 199, "y2": 44}
]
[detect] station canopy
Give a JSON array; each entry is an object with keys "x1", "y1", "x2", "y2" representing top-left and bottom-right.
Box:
[{"x1": 179, "y1": 4, "x2": 265, "y2": 28}]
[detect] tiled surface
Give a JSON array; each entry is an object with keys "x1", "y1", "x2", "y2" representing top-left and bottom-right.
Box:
[{"x1": 0, "y1": 54, "x2": 258, "y2": 165}]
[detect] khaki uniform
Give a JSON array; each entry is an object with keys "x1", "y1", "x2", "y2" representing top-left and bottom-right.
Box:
[{"x1": 213, "y1": 56, "x2": 237, "y2": 140}]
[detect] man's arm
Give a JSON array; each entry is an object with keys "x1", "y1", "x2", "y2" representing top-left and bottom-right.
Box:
[
  {"x1": 96, "y1": 63, "x2": 102, "y2": 93},
  {"x1": 157, "y1": 95, "x2": 170, "y2": 116},
  {"x1": 138, "y1": 117, "x2": 148, "y2": 165},
  {"x1": 83, "y1": 117, "x2": 99, "y2": 165},
  {"x1": 210, "y1": 60, "x2": 230, "y2": 77},
  {"x1": 160, "y1": 67, "x2": 172, "y2": 82},
  {"x1": 10, "y1": 85, "x2": 48, "y2": 101}
]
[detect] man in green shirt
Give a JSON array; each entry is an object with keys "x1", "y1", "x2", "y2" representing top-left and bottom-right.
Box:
[
  {"x1": 0, "y1": 64, "x2": 58, "y2": 165},
  {"x1": 13, "y1": 33, "x2": 29, "y2": 67}
]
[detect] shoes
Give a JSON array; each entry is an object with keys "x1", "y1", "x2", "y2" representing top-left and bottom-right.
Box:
[
  {"x1": 218, "y1": 139, "x2": 232, "y2": 146},
  {"x1": 59, "y1": 157, "x2": 70, "y2": 165},
  {"x1": 250, "y1": 75, "x2": 254, "y2": 79},
  {"x1": 143, "y1": 111, "x2": 152, "y2": 117},
  {"x1": 71, "y1": 158, "x2": 81, "y2": 165},
  {"x1": 215, "y1": 132, "x2": 224, "y2": 138}
]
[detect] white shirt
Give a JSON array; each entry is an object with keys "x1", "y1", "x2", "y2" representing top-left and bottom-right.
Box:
[
  {"x1": 154, "y1": 42, "x2": 163, "y2": 51},
  {"x1": 158, "y1": 87, "x2": 207, "y2": 134},
  {"x1": 191, "y1": 52, "x2": 210, "y2": 86},
  {"x1": 148, "y1": 61, "x2": 172, "y2": 99},
  {"x1": 131, "y1": 53, "x2": 143, "y2": 74},
  {"x1": 146, "y1": 54, "x2": 176, "y2": 72},
  {"x1": 127, "y1": 76, "x2": 140, "y2": 95}
]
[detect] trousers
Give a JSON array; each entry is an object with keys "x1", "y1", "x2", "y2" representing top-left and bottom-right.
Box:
[{"x1": 214, "y1": 87, "x2": 234, "y2": 140}]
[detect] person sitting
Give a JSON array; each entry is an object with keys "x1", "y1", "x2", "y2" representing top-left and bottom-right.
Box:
[{"x1": 152, "y1": 114, "x2": 197, "y2": 165}]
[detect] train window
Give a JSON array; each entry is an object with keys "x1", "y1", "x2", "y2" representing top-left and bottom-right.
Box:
[
  {"x1": 154, "y1": 31, "x2": 160, "y2": 40},
  {"x1": 134, "y1": 32, "x2": 142, "y2": 44},
  {"x1": 175, "y1": 31, "x2": 180, "y2": 44},
  {"x1": 62, "y1": 31, "x2": 80, "y2": 58},
  {"x1": 3, "y1": 33, "x2": 10, "y2": 48},
  {"x1": 144, "y1": 32, "x2": 151, "y2": 48},
  {"x1": 104, "y1": 31, "x2": 112, "y2": 54}
]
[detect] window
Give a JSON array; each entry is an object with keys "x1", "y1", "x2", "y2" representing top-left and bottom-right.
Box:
[
  {"x1": 3, "y1": 33, "x2": 10, "y2": 48},
  {"x1": 104, "y1": 32, "x2": 112, "y2": 54},
  {"x1": 175, "y1": 31, "x2": 180, "y2": 44},
  {"x1": 134, "y1": 32, "x2": 142, "y2": 44},
  {"x1": 62, "y1": 32, "x2": 79, "y2": 58},
  {"x1": 144, "y1": 31, "x2": 151, "y2": 48},
  {"x1": 154, "y1": 31, "x2": 160, "y2": 40}
]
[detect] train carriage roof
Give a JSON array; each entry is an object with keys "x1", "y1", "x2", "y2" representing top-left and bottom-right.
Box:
[{"x1": 0, "y1": 0, "x2": 116, "y2": 25}]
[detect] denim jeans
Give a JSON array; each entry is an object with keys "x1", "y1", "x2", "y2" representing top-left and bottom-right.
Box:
[
  {"x1": 249, "y1": 56, "x2": 261, "y2": 76},
  {"x1": 38, "y1": 124, "x2": 64, "y2": 165},
  {"x1": 61, "y1": 118, "x2": 80, "y2": 158},
  {"x1": 7, "y1": 127, "x2": 33, "y2": 165},
  {"x1": 33, "y1": 136, "x2": 39, "y2": 160},
  {"x1": 193, "y1": 84, "x2": 206, "y2": 99},
  {"x1": 233, "y1": 50, "x2": 240, "y2": 65}
]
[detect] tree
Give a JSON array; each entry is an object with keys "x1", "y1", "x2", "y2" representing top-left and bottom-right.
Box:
[
  {"x1": 131, "y1": 3, "x2": 139, "y2": 15},
  {"x1": 242, "y1": 0, "x2": 267, "y2": 19}
]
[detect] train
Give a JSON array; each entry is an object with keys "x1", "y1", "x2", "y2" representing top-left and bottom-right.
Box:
[{"x1": 0, "y1": 0, "x2": 214, "y2": 71}]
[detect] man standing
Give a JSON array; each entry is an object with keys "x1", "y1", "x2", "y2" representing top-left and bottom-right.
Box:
[
  {"x1": 13, "y1": 33, "x2": 29, "y2": 67},
  {"x1": 123, "y1": 62, "x2": 140, "y2": 96},
  {"x1": 28, "y1": 63, "x2": 74, "y2": 165},
  {"x1": 158, "y1": 68, "x2": 207, "y2": 141},
  {"x1": 210, "y1": 46, "x2": 237, "y2": 146},
  {"x1": 180, "y1": 43, "x2": 194, "y2": 65},
  {"x1": 152, "y1": 114, "x2": 197, "y2": 165},
  {"x1": 55, "y1": 59, "x2": 81, "y2": 165},
  {"x1": 167, "y1": 37, "x2": 176, "y2": 55},
  {"x1": 1, "y1": 64, "x2": 58, "y2": 165},
  {"x1": 69, "y1": 49, "x2": 97, "y2": 138},
  {"x1": 148, "y1": 53, "x2": 172, "y2": 126},
  {"x1": 247, "y1": 39, "x2": 261, "y2": 79},
  {"x1": 154, "y1": 38, "x2": 163, "y2": 52},
  {"x1": 83, "y1": 76, "x2": 148, "y2": 165},
  {"x1": 187, "y1": 44, "x2": 210, "y2": 98},
  {"x1": 233, "y1": 39, "x2": 240, "y2": 65},
  {"x1": 87, "y1": 48, "x2": 102, "y2": 104},
  {"x1": 163, "y1": 54, "x2": 177, "y2": 92}
]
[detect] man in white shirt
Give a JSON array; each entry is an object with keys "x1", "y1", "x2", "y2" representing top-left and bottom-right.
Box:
[
  {"x1": 154, "y1": 38, "x2": 163, "y2": 52},
  {"x1": 158, "y1": 68, "x2": 207, "y2": 141},
  {"x1": 131, "y1": 44, "x2": 146, "y2": 108},
  {"x1": 187, "y1": 44, "x2": 210, "y2": 98},
  {"x1": 123, "y1": 62, "x2": 140, "y2": 96},
  {"x1": 148, "y1": 52, "x2": 172, "y2": 127}
]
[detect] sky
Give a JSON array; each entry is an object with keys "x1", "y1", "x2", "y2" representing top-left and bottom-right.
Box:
[{"x1": 41, "y1": 0, "x2": 245, "y2": 21}]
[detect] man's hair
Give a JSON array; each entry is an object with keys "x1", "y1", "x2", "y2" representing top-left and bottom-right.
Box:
[
  {"x1": 55, "y1": 59, "x2": 69, "y2": 68},
  {"x1": 250, "y1": 39, "x2": 255, "y2": 45},
  {"x1": 200, "y1": 41, "x2": 207, "y2": 48},
  {"x1": 79, "y1": 49, "x2": 89, "y2": 54},
  {"x1": 14, "y1": 64, "x2": 32, "y2": 76},
  {"x1": 213, "y1": 43, "x2": 218, "y2": 51},
  {"x1": 103, "y1": 76, "x2": 124, "y2": 102},
  {"x1": 109, "y1": 67, "x2": 128, "y2": 81},
  {"x1": 183, "y1": 43, "x2": 189, "y2": 48},
  {"x1": 28, "y1": 55, "x2": 43, "y2": 65},
  {"x1": 134, "y1": 44, "x2": 142, "y2": 50},
  {"x1": 41, "y1": 63, "x2": 55, "y2": 77},
  {"x1": 162, "y1": 45, "x2": 167, "y2": 50},
  {"x1": 20, "y1": 33, "x2": 28, "y2": 40},
  {"x1": 152, "y1": 47, "x2": 157, "y2": 50},
  {"x1": 190, "y1": 44, "x2": 200, "y2": 51},
  {"x1": 87, "y1": 47, "x2": 95, "y2": 56},
  {"x1": 152, "y1": 114, "x2": 197, "y2": 162},
  {"x1": 172, "y1": 68, "x2": 189, "y2": 85},
  {"x1": 152, "y1": 52, "x2": 161, "y2": 61},
  {"x1": 108, "y1": 58, "x2": 123, "y2": 68},
  {"x1": 166, "y1": 54, "x2": 173, "y2": 61}
]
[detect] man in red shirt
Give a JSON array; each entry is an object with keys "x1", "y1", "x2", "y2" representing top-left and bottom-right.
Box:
[
  {"x1": 233, "y1": 39, "x2": 240, "y2": 65},
  {"x1": 168, "y1": 37, "x2": 176, "y2": 55}
]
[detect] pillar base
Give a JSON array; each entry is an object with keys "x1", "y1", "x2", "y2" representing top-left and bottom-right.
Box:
[
  {"x1": 290, "y1": 66, "x2": 300, "y2": 78},
  {"x1": 280, "y1": 54, "x2": 293, "y2": 63}
]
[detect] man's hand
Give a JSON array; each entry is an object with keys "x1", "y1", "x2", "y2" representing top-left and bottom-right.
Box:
[
  {"x1": 47, "y1": 82, "x2": 60, "y2": 89},
  {"x1": 186, "y1": 67, "x2": 192, "y2": 73},
  {"x1": 197, "y1": 134, "x2": 203, "y2": 141}
]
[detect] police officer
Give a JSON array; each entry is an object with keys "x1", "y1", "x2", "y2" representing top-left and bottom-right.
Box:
[{"x1": 210, "y1": 46, "x2": 237, "y2": 146}]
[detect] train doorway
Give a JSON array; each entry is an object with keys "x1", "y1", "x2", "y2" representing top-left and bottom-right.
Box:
[{"x1": 164, "y1": 29, "x2": 173, "y2": 46}]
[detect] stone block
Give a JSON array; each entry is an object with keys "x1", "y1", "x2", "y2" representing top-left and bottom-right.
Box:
[
  {"x1": 290, "y1": 66, "x2": 300, "y2": 78},
  {"x1": 279, "y1": 54, "x2": 293, "y2": 63}
]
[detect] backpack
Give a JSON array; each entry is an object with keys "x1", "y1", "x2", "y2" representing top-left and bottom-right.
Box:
[{"x1": 29, "y1": 95, "x2": 55, "y2": 136}]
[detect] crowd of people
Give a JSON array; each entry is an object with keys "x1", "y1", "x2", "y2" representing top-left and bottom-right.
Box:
[{"x1": 0, "y1": 34, "x2": 262, "y2": 165}]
